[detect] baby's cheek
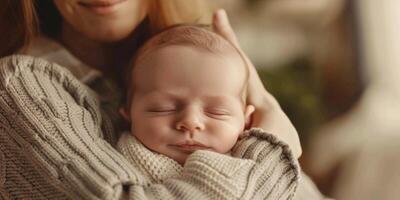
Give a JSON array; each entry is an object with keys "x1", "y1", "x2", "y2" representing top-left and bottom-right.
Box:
[
  {"x1": 139, "y1": 116, "x2": 168, "y2": 131},
  {"x1": 145, "y1": 119, "x2": 175, "y2": 140},
  {"x1": 218, "y1": 129, "x2": 242, "y2": 153},
  {"x1": 151, "y1": 124, "x2": 172, "y2": 138}
]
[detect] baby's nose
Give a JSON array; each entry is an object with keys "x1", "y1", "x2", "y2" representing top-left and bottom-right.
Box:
[{"x1": 175, "y1": 110, "x2": 205, "y2": 133}]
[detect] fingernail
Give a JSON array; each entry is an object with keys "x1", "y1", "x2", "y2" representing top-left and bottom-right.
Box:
[{"x1": 216, "y1": 9, "x2": 228, "y2": 25}]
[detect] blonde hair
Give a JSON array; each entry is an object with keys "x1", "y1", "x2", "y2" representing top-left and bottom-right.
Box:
[{"x1": 0, "y1": 0, "x2": 213, "y2": 57}]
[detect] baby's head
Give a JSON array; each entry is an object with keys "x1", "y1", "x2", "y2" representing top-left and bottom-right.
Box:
[{"x1": 121, "y1": 25, "x2": 254, "y2": 164}]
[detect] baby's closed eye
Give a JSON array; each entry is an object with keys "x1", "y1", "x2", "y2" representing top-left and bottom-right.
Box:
[
  {"x1": 204, "y1": 107, "x2": 232, "y2": 119},
  {"x1": 146, "y1": 104, "x2": 177, "y2": 114}
]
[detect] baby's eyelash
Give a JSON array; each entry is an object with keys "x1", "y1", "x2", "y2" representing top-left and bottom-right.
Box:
[
  {"x1": 207, "y1": 111, "x2": 228, "y2": 115},
  {"x1": 205, "y1": 108, "x2": 231, "y2": 117},
  {"x1": 148, "y1": 108, "x2": 176, "y2": 112},
  {"x1": 146, "y1": 105, "x2": 177, "y2": 113}
]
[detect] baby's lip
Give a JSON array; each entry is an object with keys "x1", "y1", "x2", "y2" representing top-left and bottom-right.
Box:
[
  {"x1": 169, "y1": 141, "x2": 211, "y2": 152},
  {"x1": 173, "y1": 140, "x2": 208, "y2": 147}
]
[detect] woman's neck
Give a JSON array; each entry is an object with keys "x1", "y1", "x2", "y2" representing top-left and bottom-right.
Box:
[{"x1": 58, "y1": 21, "x2": 149, "y2": 77}]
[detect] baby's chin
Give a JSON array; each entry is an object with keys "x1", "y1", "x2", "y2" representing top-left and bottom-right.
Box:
[
  {"x1": 224, "y1": 151, "x2": 232, "y2": 156},
  {"x1": 174, "y1": 150, "x2": 232, "y2": 166},
  {"x1": 173, "y1": 154, "x2": 188, "y2": 166}
]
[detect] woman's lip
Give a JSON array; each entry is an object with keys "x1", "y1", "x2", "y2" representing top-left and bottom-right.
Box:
[
  {"x1": 78, "y1": 0, "x2": 126, "y2": 14},
  {"x1": 79, "y1": 0, "x2": 125, "y2": 6}
]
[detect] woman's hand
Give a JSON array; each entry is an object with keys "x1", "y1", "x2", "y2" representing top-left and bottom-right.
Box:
[{"x1": 212, "y1": 9, "x2": 302, "y2": 158}]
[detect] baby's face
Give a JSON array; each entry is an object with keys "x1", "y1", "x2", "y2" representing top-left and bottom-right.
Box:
[{"x1": 127, "y1": 45, "x2": 253, "y2": 164}]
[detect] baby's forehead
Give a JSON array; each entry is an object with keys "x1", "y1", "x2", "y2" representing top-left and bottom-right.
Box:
[
  {"x1": 135, "y1": 46, "x2": 244, "y2": 83},
  {"x1": 134, "y1": 44, "x2": 247, "y2": 87}
]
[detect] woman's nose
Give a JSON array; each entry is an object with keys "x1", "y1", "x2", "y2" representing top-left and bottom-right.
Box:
[{"x1": 175, "y1": 110, "x2": 205, "y2": 133}]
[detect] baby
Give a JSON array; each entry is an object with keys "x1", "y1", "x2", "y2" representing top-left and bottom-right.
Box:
[{"x1": 118, "y1": 24, "x2": 255, "y2": 165}]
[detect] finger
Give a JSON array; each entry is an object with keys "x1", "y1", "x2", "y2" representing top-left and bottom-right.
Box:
[
  {"x1": 212, "y1": 9, "x2": 240, "y2": 47},
  {"x1": 212, "y1": 9, "x2": 278, "y2": 108}
]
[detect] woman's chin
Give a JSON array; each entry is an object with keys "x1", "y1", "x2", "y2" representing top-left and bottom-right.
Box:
[
  {"x1": 80, "y1": 21, "x2": 140, "y2": 43},
  {"x1": 87, "y1": 29, "x2": 133, "y2": 43}
]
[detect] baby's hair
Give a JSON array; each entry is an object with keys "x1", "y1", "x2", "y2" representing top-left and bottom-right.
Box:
[
  {"x1": 135, "y1": 24, "x2": 243, "y2": 63},
  {"x1": 123, "y1": 24, "x2": 249, "y2": 111}
]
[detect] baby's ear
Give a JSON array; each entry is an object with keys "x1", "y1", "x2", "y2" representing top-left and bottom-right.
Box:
[
  {"x1": 244, "y1": 105, "x2": 255, "y2": 129},
  {"x1": 119, "y1": 107, "x2": 131, "y2": 122}
]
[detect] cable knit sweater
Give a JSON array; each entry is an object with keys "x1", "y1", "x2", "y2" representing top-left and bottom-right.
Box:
[
  {"x1": 0, "y1": 37, "x2": 327, "y2": 199},
  {"x1": 117, "y1": 129, "x2": 300, "y2": 199}
]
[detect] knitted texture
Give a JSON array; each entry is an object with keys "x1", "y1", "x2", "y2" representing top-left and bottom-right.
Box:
[
  {"x1": 0, "y1": 55, "x2": 300, "y2": 199},
  {"x1": 233, "y1": 128, "x2": 300, "y2": 200},
  {"x1": 117, "y1": 133, "x2": 183, "y2": 184},
  {"x1": 0, "y1": 55, "x2": 140, "y2": 200},
  {"x1": 118, "y1": 129, "x2": 300, "y2": 200}
]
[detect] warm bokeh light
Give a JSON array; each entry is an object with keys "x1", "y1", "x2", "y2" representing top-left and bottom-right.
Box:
[{"x1": 215, "y1": 0, "x2": 400, "y2": 199}]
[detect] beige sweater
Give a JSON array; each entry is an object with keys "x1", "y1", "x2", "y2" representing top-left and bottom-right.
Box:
[
  {"x1": 0, "y1": 55, "x2": 300, "y2": 199},
  {"x1": 117, "y1": 129, "x2": 300, "y2": 199},
  {"x1": 117, "y1": 133, "x2": 184, "y2": 184}
]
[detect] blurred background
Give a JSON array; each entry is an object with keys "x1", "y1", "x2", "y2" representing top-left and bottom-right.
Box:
[{"x1": 210, "y1": 0, "x2": 400, "y2": 199}]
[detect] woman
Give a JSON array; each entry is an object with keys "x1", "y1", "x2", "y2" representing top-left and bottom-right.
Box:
[{"x1": 0, "y1": 0, "x2": 312, "y2": 199}]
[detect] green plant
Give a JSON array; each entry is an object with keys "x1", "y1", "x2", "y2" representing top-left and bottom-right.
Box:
[{"x1": 257, "y1": 58, "x2": 326, "y2": 147}]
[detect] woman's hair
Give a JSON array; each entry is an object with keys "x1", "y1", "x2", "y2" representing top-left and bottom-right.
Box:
[
  {"x1": 0, "y1": 0, "x2": 37, "y2": 58},
  {"x1": 0, "y1": 0, "x2": 212, "y2": 58}
]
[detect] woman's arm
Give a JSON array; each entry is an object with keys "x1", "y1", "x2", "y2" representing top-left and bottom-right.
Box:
[
  {"x1": 232, "y1": 128, "x2": 300, "y2": 200},
  {"x1": 213, "y1": 9, "x2": 302, "y2": 158},
  {"x1": 231, "y1": 130, "x2": 328, "y2": 200},
  {"x1": 0, "y1": 55, "x2": 299, "y2": 199},
  {"x1": 0, "y1": 55, "x2": 137, "y2": 199}
]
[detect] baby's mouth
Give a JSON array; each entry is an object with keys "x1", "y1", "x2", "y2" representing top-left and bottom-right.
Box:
[{"x1": 169, "y1": 141, "x2": 211, "y2": 153}]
